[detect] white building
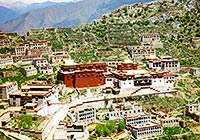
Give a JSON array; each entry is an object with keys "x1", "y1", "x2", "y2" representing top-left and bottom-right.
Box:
[
  {"x1": 147, "y1": 56, "x2": 180, "y2": 73},
  {"x1": 0, "y1": 82, "x2": 18, "y2": 99},
  {"x1": 9, "y1": 81, "x2": 59, "y2": 116},
  {"x1": 152, "y1": 111, "x2": 179, "y2": 127},
  {"x1": 38, "y1": 65, "x2": 53, "y2": 75},
  {"x1": 21, "y1": 65, "x2": 37, "y2": 77},
  {"x1": 13, "y1": 54, "x2": 42, "y2": 65},
  {"x1": 186, "y1": 104, "x2": 200, "y2": 114},
  {"x1": 33, "y1": 58, "x2": 48, "y2": 68},
  {"x1": 108, "y1": 69, "x2": 177, "y2": 94},
  {"x1": 23, "y1": 41, "x2": 48, "y2": 49},
  {"x1": 105, "y1": 101, "x2": 142, "y2": 120},
  {"x1": 53, "y1": 123, "x2": 89, "y2": 140},
  {"x1": 185, "y1": 104, "x2": 200, "y2": 122},
  {"x1": 49, "y1": 51, "x2": 69, "y2": 64},
  {"x1": 160, "y1": 117, "x2": 179, "y2": 127},
  {"x1": 128, "y1": 121, "x2": 163, "y2": 139},
  {"x1": 124, "y1": 114, "x2": 154, "y2": 126},
  {"x1": 69, "y1": 106, "x2": 96, "y2": 124},
  {"x1": 0, "y1": 54, "x2": 13, "y2": 68},
  {"x1": 190, "y1": 67, "x2": 200, "y2": 77},
  {"x1": 12, "y1": 45, "x2": 26, "y2": 56},
  {"x1": 127, "y1": 45, "x2": 156, "y2": 60},
  {"x1": 141, "y1": 33, "x2": 160, "y2": 42}
]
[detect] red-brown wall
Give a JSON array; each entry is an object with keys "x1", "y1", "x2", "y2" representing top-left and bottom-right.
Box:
[
  {"x1": 57, "y1": 63, "x2": 106, "y2": 88},
  {"x1": 63, "y1": 74, "x2": 74, "y2": 88},
  {"x1": 74, "y1": 70, "x2": 105, "y2": 88}
]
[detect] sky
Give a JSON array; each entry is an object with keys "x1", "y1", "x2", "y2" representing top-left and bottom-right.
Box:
[{"x1": 0, "y1": 0, "x2": 79, "y2": 4}]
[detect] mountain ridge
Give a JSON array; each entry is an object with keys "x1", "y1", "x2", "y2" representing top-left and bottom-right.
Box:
[
  {"x1": 0, "y1": 0, "x2": 154, "y2": 34},
  {"x1": 0, "y1": 6, "x2": 20, "y2": 25}
]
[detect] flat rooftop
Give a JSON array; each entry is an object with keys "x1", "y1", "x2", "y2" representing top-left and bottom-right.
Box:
[
  {"x1": 130, "y1": 121, "x2": 160, "y2": 129},
  {"x1": 22, "y1": 85, "x2": 53, "y2": 89}
]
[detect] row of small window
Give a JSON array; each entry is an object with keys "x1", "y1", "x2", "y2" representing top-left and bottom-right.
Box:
[
  {"x1": 166, "y1": 81, "x2": 174, "y2": 83},
  {"x1": 106, "y1": 78, "x2": 113, "y2": 81},
  {"x1": 107, "y1": 110, "x2": 141, "y2": 116},
  {"x1": 137, "y1": 130, "x2": 162, "y2": 135},
  {"x1": 128, "y1": 120, "x2": 149, "y2": 125},
  {"x1": 138, "y1": 127, "x2": 162, "y2": 132},
  {"x1": 142, "y1": 36, "x2": 159, "y2": 38},
  {"x1": 133, "y1": 51, "x2": 154, "y2": 54},
  {"x1": 16, "y1": 48, "x2": 25, "y2": 51},
  {"x1": 162, "y1": 120, "x2": 178, "y2": 123},
  {"x1": 127, "y1": 117, "x2": 151, "y2": 122},
  {"x1": 132, "y1": 53, "x2": 154, "y2": 57},
  {"x1": 36, "y1": 61, "x2": 47, "y2": 63},
  {"x1": 108, "y1": 62, "x2": 120, "y2": 65},
  {"x1": 79, "y1": 112, "x2": 94, "y2": 116},
  {"x1": 79, "y1": 115, "x2": 95, "y2": 120},
  {"x1": 167, "y1": 77, "x2": 175, "y2": 79},
  {"x1": 165, "y1": 65, "x2": 178, "y2": 67}
]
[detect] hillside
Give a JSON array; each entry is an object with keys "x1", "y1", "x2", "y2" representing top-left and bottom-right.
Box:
[
  {"x1": 21, "y1": 0, "x2": 200, "y2": 66},
  {"x1": 0, "y1": 6, "x2": 19, "y2": 24},
  {"x1": 0, "y1": 0, "x2": 153, "y2": 34}
]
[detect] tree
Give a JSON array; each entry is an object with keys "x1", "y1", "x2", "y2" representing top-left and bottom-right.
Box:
[
  {"x1": 104, "y1": 127, "x2": 111, "y2": 136},
  {"x1": 96, "y1": 124, "x2": 104, "y2": 136},
  {"x1": 18, "y1": 114, "x2": 33, "y2": 129},
  {"x1": 118, "y1": 121, "x2": 125, "y2": 131},
  {"x1": 106, "y1": 120, "x2": 116, "y2": 133}
]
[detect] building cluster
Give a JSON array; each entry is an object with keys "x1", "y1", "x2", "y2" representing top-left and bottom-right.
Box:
[
  {"x1": 13, "y1": 41, "x2": 50, "y2": 56},
  {"x1": 0, "y1": 81, "x2": 59, "y2": 116},
  {"x1": 104, "y1": 101, "x2": 180, "y2": 139},
  {"x1": 127, "y1": 33, "x2": 163, "y2": 60},
  {"x1": 20, "y1": 57, "x2": 53, "y2": 76},
  {"x1": 0, "y1": 31, "x2": 67, "y2": 71},
  {"x1": 0, "y1": 40, "x2": 49, "y2": 67},
  {"x1": 104, "y1": 58, "x2": 178, "y2": 96},
  {"x1": 0, "y1": 30, "x2": 70, "y2": 75},
  {"x1": 0, "y1": 30, "x2": 189, "y2": 140},
  {"x1": 57, "y1": 56, "x2": 178, "y2": 97}
]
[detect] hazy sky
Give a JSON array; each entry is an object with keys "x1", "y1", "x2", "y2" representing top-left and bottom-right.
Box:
[{"x1": 0, "y1": 0, "x2": 78, "y2": 4}]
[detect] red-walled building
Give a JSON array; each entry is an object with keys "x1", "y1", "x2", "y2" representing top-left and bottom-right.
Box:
[
  {"x1": 117, "y1": 59, "x2": 138, "y2": 71},
  {"x1": 57, "y1": 62, "x2": 107, "y2": 88}
]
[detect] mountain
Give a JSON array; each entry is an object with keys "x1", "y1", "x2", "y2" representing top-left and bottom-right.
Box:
[
  {"x1": 12, "y1": 1, "x2": 70, "y2": 14},
  {"x1": 0, "y1": 0, "x2": 154, "y2": 34},
  {"x1": 0, "y1": 1, "x2": 70, "y2": 14},
  {"x1": 0, "y1": 6, "x2": 20, "y2": 25}
]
